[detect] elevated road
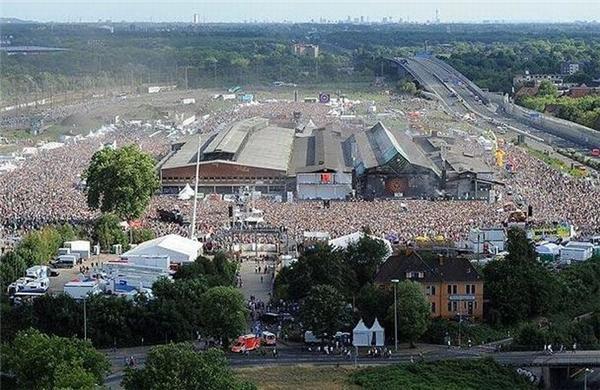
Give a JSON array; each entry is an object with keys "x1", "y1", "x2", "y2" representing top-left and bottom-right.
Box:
[{"x1": 391, "y1": 55, "x2": 600, "y2": 149}]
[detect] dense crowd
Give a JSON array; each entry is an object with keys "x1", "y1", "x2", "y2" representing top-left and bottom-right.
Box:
[{"x1": 1, "y1": 96, "x2": 598, "y2": 250}]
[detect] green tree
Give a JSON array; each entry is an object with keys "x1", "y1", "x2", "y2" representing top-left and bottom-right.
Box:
[
  {"x1": 130, "y1": 227, "x2": 156, "y2": 244},
  {"x1": 122, "y1": 343, "x2": 255, "y2": 390},
  {"x1": 175, "y1": 253, "x2": 237, "y2": 287},
  {"x1": 0, "y1": 251, "x2": 28, "y2": 292},
  {"x1": 537, "y1": 80, "x2": 558, "y2": 97},
  {"x1": 4, "y1": 328, "x2": 109, "y2": 389},
  {"x1": 484, "y1": 228, "x2": 558, "y2": 324},
  {"x1": 199, "y1": 286, "x2": 248, "y2": 345},
  {"x1": 300, "y1": 285, "x2": 349, "y2": 339},
  {"x1": 387, "y1": 281, "x2": 430, "y2": 348},
  {"x1": 398, "y1": 80, "x2": 417, "y2": 95},
  {"x1": 92, "y1": 213, "x2": 128, "y2": 251},
  {"x1": 344, "y1": 235, "x2": 389, "y2": 289},
  {"x1": 274, "y1": 244, "x2": 348, "y2": 301},
  {"x1": 84, "y1": 145, "x2": 158, "y2": 220}
]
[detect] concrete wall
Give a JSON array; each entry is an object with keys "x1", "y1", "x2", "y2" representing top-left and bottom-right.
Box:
[{"x1": 488, "y1": 93, "x2": 600, "y2": 148}]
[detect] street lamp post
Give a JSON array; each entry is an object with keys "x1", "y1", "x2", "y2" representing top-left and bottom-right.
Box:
[
  {"x1": 391, "y1": 279, "x2": 400, "y2": 351},
  {"x1": 584, "y1": 368, "x2": 593, "y2": 390},
  {"x1": 83, "y1": 297, "x2": 87, "y2": 341},
  {"x1": 190, "y1": 134, "x2": 202, "y2": 239}
]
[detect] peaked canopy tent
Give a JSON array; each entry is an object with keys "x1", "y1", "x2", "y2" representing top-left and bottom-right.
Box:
[
  {"x1": 369, "y1": 318, "x2": 385, "y2": 346},
  {"x1": 352, "y1": 319, "x2": 371, "y2": 347},
  {"x1": 121, "y1": 234, "x2": 202, "y2": 264},
  {"x1": 177, "y1": 184, "x2": 195, "y2": 200}
]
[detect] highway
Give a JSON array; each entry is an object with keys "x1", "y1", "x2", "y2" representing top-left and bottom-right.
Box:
[{"x1": 394, "y1": 56, "x2": 587, "y2": 150}]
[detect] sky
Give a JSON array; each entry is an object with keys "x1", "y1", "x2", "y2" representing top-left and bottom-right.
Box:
[{"x1": 1, "y1": 0, "x2": 599, "y2": 24}]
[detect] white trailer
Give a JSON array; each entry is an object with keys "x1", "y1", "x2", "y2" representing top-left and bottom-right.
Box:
[{"x1": 64, "y1": 279, "x2": 102, "y2": 299}]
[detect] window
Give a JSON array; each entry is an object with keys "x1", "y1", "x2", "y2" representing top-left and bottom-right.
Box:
[
  {"x1": 447, "y1": 302, "x2": 452, "y2": 312},
  {"x1": 471, "y1": 284, "x2": 476, "y2": 294},
  {"x1": 474, "y1": 301, "x2": 478, "y2": 309},
  {"x1": 431, "y1": 285, "x2": 436, "y2": 296},
  {"x1": 447, "y1": 285, "x2": 452, "y2": 294},
  {"x1": 431, "y1": 302, "x2": 436, "y2": 313},
  {"x1": 452, "y1": 301, "x2": 458, "y2": 311},
  {"x1": 466, "y1": 285, "x2": 471, "y2": 294},
  {"x1": 426, "y1": 286, "x2": 431, "y2": 296},
  {"x1": 452, "y1": 285, "x2": 457, "y2": 294}
]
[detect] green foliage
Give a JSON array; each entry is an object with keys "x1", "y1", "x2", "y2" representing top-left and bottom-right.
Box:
[
  {"x1": 355, "y1": 283, "x2": 393, "y2": 328},
  {"x1": 422, "y1": 318, "x2": 511, "y2": 346},
  {"x1": 0, "y1": 251, "x2": 27, "y2": 292},
  {"x1": 518, "y1": 94, "x2": 600, "y2": 131},
  {"x1": 199, "y1": 286, "x2": 248, "y2": 345},
  {"x1": 398, "y1": 80, "x2": 417, "y2": 95},
  {"x1": 274, "y1": 236, "x2": 388, "y2": 302},
  {"x1": 387, "y1": 281, "x2": 431, "y2": 347},
  {"x1": 483, "y1": 228, "x2": 559, "y2": 325},
  {"x1": 123, "y1": 343, "x2": 255, "y2": 390},
  {"x1": 92, "y1": 213, "x2": 128, "y2": 251},
  {"x1": 350, "y1": 359, "x2": 534, "y2": 390},
  {"x1": 274, "y1": 244, "x2": 348, "y2": 301},
  {"x1": 175, "y1": 252, "x2": 238, "y2": 287},
  {"x1": 537, "y1": 80, "x2": 558, "y2": 97},
  {"x1": 300, "y1": 285, "x2": 350, "y2": 338},
  {"x1": 84, "y1": 145, "x2": 159, "y2": 220},
  {"x1": 3, "y1": 328, "x2": 110, "y2": 390},
  {"x1": 344, "y1": 235, "x2": 389, "y2": 288},
  {"x1": 130, "y1": 227, "x2": 156, "y2": 244}
]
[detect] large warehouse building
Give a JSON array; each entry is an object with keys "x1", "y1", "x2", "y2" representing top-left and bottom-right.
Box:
[{"x1": 160, "y1": 117, "x2": 499, "y2": 200}]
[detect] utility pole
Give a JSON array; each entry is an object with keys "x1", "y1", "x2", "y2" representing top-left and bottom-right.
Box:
[
  {"x1": 391, "y1": 279, "x2": 399, "y2": 351},
  {"x1": 190, "y1": 134, "x2": 202, "y2": 239},
  {"x1": 83, "y1": 298, "x2": 87, "y2": 341}
]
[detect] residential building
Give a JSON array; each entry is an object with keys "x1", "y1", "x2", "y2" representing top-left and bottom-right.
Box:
[
  {"x1": 374, "y1": 250, "x2": 484, "y2": 319},
  {"x1": 292, "y1": 43, "x2": 319, "y2": 58},
  {"x1": 561, "y1": 62, "x2": 581, "y2": 75}
]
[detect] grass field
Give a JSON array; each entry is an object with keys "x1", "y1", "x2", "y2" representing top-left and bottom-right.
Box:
[
  {"x1": 235, "y1": 359, "x2": 535, "y2": 390},
  {"x1": 235, "y1": 365, "x2": 360, "y2": 390}
]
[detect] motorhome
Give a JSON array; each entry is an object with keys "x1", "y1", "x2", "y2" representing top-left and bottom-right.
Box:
[
  {"x1": 64, "y1": 279, "x2": 103, "y2": 300},
  {"x1": 7, "y1": 276, "x2": 49, "y2": 296}
]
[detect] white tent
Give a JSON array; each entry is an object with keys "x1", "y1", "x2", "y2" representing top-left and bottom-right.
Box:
[
  {"x1": 370, "y1": 318, "x2": 385, "y2": 346},
  {"x1": 121, "y1": 234, "x2": 202, "y2": 264},
  {"x1": 329, "y1": 231, "x2": 393, "y2": 258},
  {"x1": 352, "y1": 319, "x2": 371, "y2": 347},
  {"x1": 536, "y1": 243, "x2": 560, "y2": 255},
  {"x1": 178, "y1": 184, "x2": 195, "y2": 200}
]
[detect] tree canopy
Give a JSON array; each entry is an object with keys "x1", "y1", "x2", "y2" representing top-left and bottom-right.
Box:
[
  {"x1": 122, "y1": 343, "x2": 256, "y2": 390},
  {"x1": 84, "y1": 145, "x2": 159, "y2": 220},
  {"x1": 199, "y1": 286, "x2": 248, "y2": 345},
  {"x1": 3, "y1": 328, "x2": 110, "y2": 390},
  {"x1": 300, "y1": 284, "x2": 350, "y2": 338},
  {"x1": 387, "y1": 280, "x2": 431, "y2": 347}
]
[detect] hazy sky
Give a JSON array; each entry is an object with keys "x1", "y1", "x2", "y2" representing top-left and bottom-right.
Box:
[{"x1": 1, "y1": 0, "x2": 599, "y2": 23}]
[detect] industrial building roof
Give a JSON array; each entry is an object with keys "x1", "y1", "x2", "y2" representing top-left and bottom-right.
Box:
[
  {"x1": 289, "y1": 128, "x2": 352, "y2": 174},
  {"x1": 161, "y1": 118, "x2": 295, "y2": 172},
  {"x1": 353, "y1": 122, "x2": 441, "y2": 176}
]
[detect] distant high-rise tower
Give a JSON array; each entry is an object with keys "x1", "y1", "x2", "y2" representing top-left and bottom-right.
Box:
[
  {"x1": 435, "y1": 9, "x2": 440, "y2": 24},
  {"x1": 193, "y1": 13, "x2": 200, "y2": 24}
]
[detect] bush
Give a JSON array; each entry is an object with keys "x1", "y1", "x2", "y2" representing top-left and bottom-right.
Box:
[{"x1": 350, "y1": 359, "x2": 534, "y2": 390}]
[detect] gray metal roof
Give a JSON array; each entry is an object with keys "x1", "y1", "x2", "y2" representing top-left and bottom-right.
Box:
[
  {"x1": 204, "y1": 117, "x2": 269, "y2": 156},
  {"x1": 236, "y1": 125, "x2": 295, "y2": 171},
  {"x1": 354, "y1": 122, "x2": 441, "y2": 176},
  {"x1": 162, "y1": 118, "x2": 294, "y2": 172},
  {"x1": 288, "y1": 128, "x2": 353, "y2": 174}
]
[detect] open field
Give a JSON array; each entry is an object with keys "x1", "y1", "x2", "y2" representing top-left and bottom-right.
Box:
[{"x1": 235, "y1": 365, "x2": 360, "y2": 390}]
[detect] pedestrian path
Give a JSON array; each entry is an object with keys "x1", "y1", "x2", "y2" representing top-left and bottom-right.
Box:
[{"x1": 238, "y1": 258, "x2": 274, "y2": 302}]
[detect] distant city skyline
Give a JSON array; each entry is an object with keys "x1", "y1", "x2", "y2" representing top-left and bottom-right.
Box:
[{"x1": 1, "y1": 1, "x2": 599, "y2": 24}]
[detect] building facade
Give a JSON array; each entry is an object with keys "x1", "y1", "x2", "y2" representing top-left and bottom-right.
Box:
[{"x1": 374, "y1": 250, "x2": 484, "y2": 319}]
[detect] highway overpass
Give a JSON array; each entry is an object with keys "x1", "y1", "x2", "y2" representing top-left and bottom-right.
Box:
[{"x1": 389, "y1": 55, "x2": 600, "y2": 149}]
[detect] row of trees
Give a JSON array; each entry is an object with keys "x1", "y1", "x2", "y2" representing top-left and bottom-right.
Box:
[
  {"x1": 516, "y1": 80, "x2": 600, "y2": 130},
  {"x1": 445, "y1": 39, "x2": 600, "y2": 93}
]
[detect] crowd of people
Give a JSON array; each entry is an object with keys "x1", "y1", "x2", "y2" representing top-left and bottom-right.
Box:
[{"x1": 1, "y1": 93, "x2": 598, "y2": 250}]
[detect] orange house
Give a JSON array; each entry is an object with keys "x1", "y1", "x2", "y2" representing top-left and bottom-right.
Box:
[{"x1": 374, "y1": 250, "x2": 484, "y2": 320}]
